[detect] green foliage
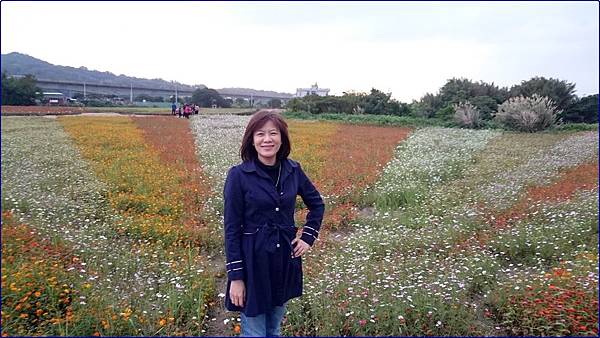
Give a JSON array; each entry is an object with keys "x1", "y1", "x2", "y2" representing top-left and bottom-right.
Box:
[
  {"x1": 1, "y1": 72, "x2": 42, "y2": 105},
  {"x1": 362, "y1": 88, "x2": 401, "y2": 115},
  {"x1": 267, "y1": 98, "x2": 282, "y2": 108},
  {"x1": 551, "y1": 122, "x2": 598, "y2": 132},
  {"x1": 134, "y1": 94, "x2": 164, "y2": 102},
  {"x1": 439, "y1": 78, "x2": 508, "y2": 106},
  {"x1": 190, "y1": 88, "x2": 231, "y2": 108},
  {"x1": 169, "y1": 95, "x2": 184, "y2": 104},
  {"x1": 412, "y1": 93, "x2": 442, "y2": 118},
  {"x1": 469, "y1": 95, "x2": 498, "y2": 120},
  {"x1": 286, "y1": 88, "x2": 410, "y2": 116},
  {"x1": 283, "y1": 110, "x2": 449, "y2": 127},
  {"x1": 83, "y1": 99, "x2": 113, "y2": 107},
  {"x1": 414, "y1": 78, "x2": 507, "y2": 119},
  {"x1": 509, "y1": 76, "x2": 577, "y2": 114},
  {"x1": 562, "y1": 94, "x2": 598, "y2": 124},
  {"x1": 435, "y1": 105, "x2": 455, "y2": 120},
  {"x1": 495, "y1": 94, "x2": 560, "y2": 132},
  {"x1": 287, "y1": 94, "x2": 355, "y2": 114},
  {"x1": 232, "y1": 97, "x2": 251, "y2": 108}
]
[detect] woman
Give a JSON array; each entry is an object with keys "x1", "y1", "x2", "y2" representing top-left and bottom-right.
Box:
[{"x1": 223, "y1": 110, "x2": 325, "y2": 336}]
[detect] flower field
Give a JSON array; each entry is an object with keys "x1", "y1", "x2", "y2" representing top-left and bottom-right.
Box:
[{"x1": 2, "y1": 114, "x2": 598, "y2": 336}]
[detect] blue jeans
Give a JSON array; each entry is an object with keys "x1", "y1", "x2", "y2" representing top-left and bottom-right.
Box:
[{"x1": 240, "y1": 305, "x2": 286, "y2": 337}]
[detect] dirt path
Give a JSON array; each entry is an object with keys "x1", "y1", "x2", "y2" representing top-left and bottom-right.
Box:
[{"x1": 204, "y1": 255, "x2": 237, "y2": 336}]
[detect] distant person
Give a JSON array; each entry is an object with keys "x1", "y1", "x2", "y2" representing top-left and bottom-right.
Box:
[
  {"x1": 194, "y1": 104, "x2": 200, "y2": 115},
  {"x1": 171, "y1": 102, "x2": 177, "y2": 115},
  {"x1": 184, "y1": 104, "x2": 192, "y2": 119},
  {"x1": 178, "y1": 105, "x2": 183, "y2": 118}
]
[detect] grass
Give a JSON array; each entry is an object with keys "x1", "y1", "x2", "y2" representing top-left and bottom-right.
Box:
[{"x1": 284, "y1": 110, "x2": 450, "y2": 127}]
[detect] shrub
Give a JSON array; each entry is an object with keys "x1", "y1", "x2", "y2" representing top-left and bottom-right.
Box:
[
  {"x1": 1, "y1": 72, "x2": 42, "y2": 105},
  {"x1": 435, "y1": 105, "x2": 455, "y2": 120},
  {"x1": 453, "y1": 101, "x2": 482, "y2": 128},
  {"x1": 469, "y1": 95, "x2": 498, "y2": 120},
  {"x1": 495, "y1": 94, "x2": 560, "y2": 132}
]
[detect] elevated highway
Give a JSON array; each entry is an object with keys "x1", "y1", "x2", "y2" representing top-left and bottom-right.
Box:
[{"x1": 34, "y1": 78, "x2": 292, "y2": 104}]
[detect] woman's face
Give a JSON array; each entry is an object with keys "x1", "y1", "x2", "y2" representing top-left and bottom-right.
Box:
[{"x1": 253, "y1": 120, "x2": 281, "y2": 165}]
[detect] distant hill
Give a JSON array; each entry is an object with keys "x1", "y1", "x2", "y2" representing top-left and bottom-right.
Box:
[
  {"x1": 1, "y1": 52, "x2": 201, "y2": 91},
  {"x1": 1, "y1": 52, "x2": 294, "y2": 98}
]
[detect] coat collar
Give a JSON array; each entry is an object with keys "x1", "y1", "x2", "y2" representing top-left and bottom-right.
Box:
[{"x1": 240, "y1": 158, "x2": 298, "y2": 174}]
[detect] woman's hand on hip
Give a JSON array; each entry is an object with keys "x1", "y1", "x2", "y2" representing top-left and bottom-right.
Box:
[
  {"x1": 230, "y1": 280, "x2": 245, "y2": 307},
  {"x1": 291, "y1": 238, "x2": 310, "y2": 258}
]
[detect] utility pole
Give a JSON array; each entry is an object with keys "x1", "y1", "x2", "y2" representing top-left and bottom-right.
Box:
[
  {"x1": 83, "y1": 82, "x2": 86, "y2": 98},
  {"x1": 130, "y1": 82, "x2": 133, "y2": 103}
]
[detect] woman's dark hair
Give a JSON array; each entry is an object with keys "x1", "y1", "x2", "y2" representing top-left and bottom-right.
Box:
[{"x1": 240, "y1": 110, "x2": 291, "y2": 162}]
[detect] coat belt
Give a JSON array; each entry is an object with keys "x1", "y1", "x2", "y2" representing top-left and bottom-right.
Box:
[{"x1": 245, "y1": 223, "x2": 296, "y2": 254}]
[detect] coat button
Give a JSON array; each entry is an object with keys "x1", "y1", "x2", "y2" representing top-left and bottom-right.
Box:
[
  {"x1": 275, "y1": 207, "x2": 279, "y2": 211},
  {"x1": 276, "y1": 243, "x2": 280, "y2": 248}
]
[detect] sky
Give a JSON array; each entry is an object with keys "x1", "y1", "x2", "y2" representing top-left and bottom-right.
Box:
[{"x1": 1, "y1": 1, "x2": 598, "y2": 102}]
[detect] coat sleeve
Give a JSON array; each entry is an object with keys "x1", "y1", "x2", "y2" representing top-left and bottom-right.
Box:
[
  {"x1": 223, "y1": 166, "x2": 244, "y2": 280},
  {"x1": 297, "y1": 164, "x2": 325, "y2": 246}
]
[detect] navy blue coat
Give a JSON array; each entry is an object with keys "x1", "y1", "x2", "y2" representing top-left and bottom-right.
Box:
[{"x1": 223, "y1": 158, "x2": 325, "y2": 316}]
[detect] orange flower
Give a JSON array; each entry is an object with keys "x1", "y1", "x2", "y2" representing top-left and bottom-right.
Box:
[
  {"x1": 233, "y1": 324, "x2": 241, "y2": 334},
  {"x1": 159, "y1": 318, "x2": 167, "y2": 326}
]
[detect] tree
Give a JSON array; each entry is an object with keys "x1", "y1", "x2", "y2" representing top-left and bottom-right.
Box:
[
  {"x1": 413, "y1": 93, "x2": 443, "y2": 118},
  {"x1": 190, "y1": 88, "x2": 231, "y2": 108},
  {"x1": 268, "y1": 98, "x2": 282, "y2": 108},
  {"x1": 439, "y1": 78, "x2": 509, "y2": 106},
  {"x1": 285, "y1": 89, "x2": 409, "y2": 116},
  {"x1": 362, "y1": 88, "x2": 402, "y2": 115},
  {"x1": 562, "y1": 94, "x2": 598, "y2": 124},
  {"x1": 2, "y1": 72, "x2": 42, "y2": 105},
  {"x1": 234, "y1": 97, "x2": 249, "y2": 108},
  {"x1": 469, "y1": 95, "x2": 498, "y2": 120},
  {"x1": 169, "y1": 95, "x2": 183, "y2": 104},
  {"x1": 286, "y1": 97, "x2": 307, "y2": 112},
  {"x1": 509, "y1": 77, "x2": 577, "y2": 114}
]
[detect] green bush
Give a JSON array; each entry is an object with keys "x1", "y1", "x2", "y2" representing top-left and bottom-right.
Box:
[
  {"x1": 562, "y1": 94, "x2": 598, "y2": 123},
  {"x1": 552, "y1": 122, "x2": 598, "y2": 132},
  {"x1": 286, "y1": 88, "x2": 411, "y2": 116},
  {"x1": 1, "y1": 72, "x2": 42, "y2": 105}
]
